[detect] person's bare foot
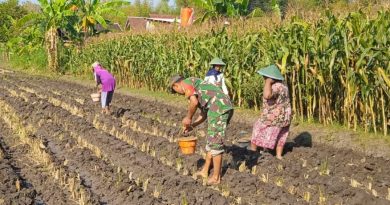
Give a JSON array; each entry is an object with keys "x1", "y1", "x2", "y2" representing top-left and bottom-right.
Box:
[
  {"x1": 207, "y1": 177, "x2": 220, "y2": 185},
  {"x1": 276, "y1": 156, "x2": 283, "y2": 160},
  {"x1": 194, "y1": 171, "x2": 208, "y2": 179}
]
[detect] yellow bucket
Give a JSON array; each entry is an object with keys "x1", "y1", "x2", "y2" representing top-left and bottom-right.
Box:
[{"x1": 178, "y1": 137, "x2": 197, "y2": 155}]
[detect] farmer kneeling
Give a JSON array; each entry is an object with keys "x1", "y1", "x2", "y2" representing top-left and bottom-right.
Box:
[
  {"x1": 169, "y1": 75, "x2": 233, "y2": 185},
  {"x1": 92, "y1": 62, "x2": 116, "y2": 115}
]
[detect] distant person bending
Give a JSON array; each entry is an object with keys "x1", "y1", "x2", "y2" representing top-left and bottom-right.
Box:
[
  {"x1": 249, "y1": 65, "x2": 292, "y2": 160},
  {"x1": 204, "y1": 57, "x2": 229, "y2": 96},
  {"x1": 92, "y1": 62, "x2": 116, "y2": 115}
]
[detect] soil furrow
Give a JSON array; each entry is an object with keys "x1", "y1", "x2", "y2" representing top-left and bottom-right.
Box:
[
  {"x1": 0, "y1": 84, "x2": 231, "y2": 205},
  {"x1": 6, "y1": 75, "x2": 390, "y2": 204},
  {"x1": 3, "y1": 73, "x2": 293, "y2": 204},
  {"x1": 3, "y1": 94, "x2": 166, "y2": 204},
  {"x1": 0, "y1": 105, "x2": 93, "y2": 205},
  {"x1": 0, "y1": 132, "x2": 41, "y2": 205},
  {"x1": 3, "y1": 73, "x2": 390, "y2": 204}
]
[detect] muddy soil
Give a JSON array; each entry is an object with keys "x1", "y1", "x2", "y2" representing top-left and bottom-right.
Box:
[
  {"x1": 0, "y1": 121, "x2": 78, "y2": 205},
  {"x1": 1, "y1": 72, "x2": 390, "y2": 205},
  {"x1": 0, "y1": 80, "x2": 230, "y2": 205}
]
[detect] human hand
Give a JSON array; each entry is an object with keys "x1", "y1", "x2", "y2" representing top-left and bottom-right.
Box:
[
  {"x1": 265, "y1": 77, "x2": 275, "y2": 84},
  {"x1": 182, "y1": 117, "x2": 192, "y2": 129},
  {"x1": 182, "y1": 125, "x2": 193, "y2": 134}
]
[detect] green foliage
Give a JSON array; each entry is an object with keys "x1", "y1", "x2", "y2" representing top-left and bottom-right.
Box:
[
  {"x1": 77, "y1": 0, "x2": 130, "y2": 37},
  {"x1": 0, "y1": 0, "x2": 28, "y2": 42},
  {"x1": 133, "y1": 0, "x2": 152, "y2": 17},
  {"x1": 193, "y1": 0, "x2": 267, "y2": 21},
  {"x1": 155, "y1": 0, "x2": 175, "y2": 14},
  {"x1": 8, "y1": 46, "x2": 47, "y2": 70},
  {"x1": 61, "y1": 10, "x2": 390, "y2": 135}
]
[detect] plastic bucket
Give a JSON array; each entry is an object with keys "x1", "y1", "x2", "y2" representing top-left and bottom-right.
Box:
[
  {"x1": 178, "y1": 137, "x2": 197, "y2": 155},
  {"x1": 91, "y1": 93, "x2": 100, "y2": 102}
]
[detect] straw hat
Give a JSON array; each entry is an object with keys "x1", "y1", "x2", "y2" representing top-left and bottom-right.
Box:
[
  {"x1": 257, "y1": 64, "x2": 284, "y2": 81},
  {"x1": 209, "y1": 57, "x2": 226, "y2": 66}
]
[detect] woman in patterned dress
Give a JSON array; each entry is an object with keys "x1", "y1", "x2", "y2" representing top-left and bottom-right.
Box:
[{"x1": 249, "y1": 65, "x2": 292, "y2": 160}]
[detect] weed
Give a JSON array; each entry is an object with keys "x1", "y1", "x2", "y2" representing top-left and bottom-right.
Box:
[
  {"x1": 235, "y1": 197, "x2": 242, "y2": 204},
  {"x1": 261, "y1": 173, "x2": 269, "y2": 183},
  {"x1": 301, "y1": 159, "x2": 307, "y2": 168},
  {"x1": 221, "y1": 184, "x2": 230, "y2": 197},
  {"x1": 275, "y1": 177, "x2": 284, "y2": 187},
  {"x1": 153, "y1": 183, "x2": 162, "y2": 198},
  {"x1": 181, "y1": 193, "x2": 189, "y2": 205},
  {"x1": 128, "y1": 172, "x2": 133, "y2": 180},
  {"x1": 319, "y1": 187, "x2": 326, "y2": 204},
  {"x1": 304, "y1": 191, "x2": 311, "y2": 202},
  {"x1": 288, "y1": 186, "x2": 296, "y2": 195},
  {"x1": 239, "y1": 161, "x2": 247, "y2": 172},
  {"x1": 127, "y1": 185, "x2": 134, "y2": 192},
  {"x1": 176, "y1": 158, "x2": 183, "y2": 172},
  {"x1": 277, "y1": 164, "x2": 284, "y2": 172},
  {"x1": 251, "y1": 165, "x2": 257, "y2": 175},
  {"x1": 350, "y1": 179, "x2": 361, "y2": 188},
  {"x1": 182, "y1": 168, "x2": 189, "y2": 176},
  {"x1": 15, "y1": 179, "x2": 21, "y2": 192},
  {"x1": 319, "y1": 157, "x2": 330, "y2": 176},
  {"x1": 142, "y1": 178, "x2": 149, "y2": 192},
  {"x1": 372, "y1": 189, "x2": 378, "y2": 197}
]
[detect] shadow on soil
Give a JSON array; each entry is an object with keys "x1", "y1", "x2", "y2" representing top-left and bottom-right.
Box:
[{"x1": 217, "y1": 132, "x2": 313, "y2": 176}]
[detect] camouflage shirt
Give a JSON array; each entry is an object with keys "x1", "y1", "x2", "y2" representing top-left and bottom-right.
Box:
[{"x1": 182, "y1": 77, "x2": 233, "y2": 115}]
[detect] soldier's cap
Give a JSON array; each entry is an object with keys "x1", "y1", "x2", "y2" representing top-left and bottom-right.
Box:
[{"x1": 169, "y1": 75, "x2": 184, "y2": 93}]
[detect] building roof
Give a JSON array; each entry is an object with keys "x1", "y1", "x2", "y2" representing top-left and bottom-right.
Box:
[
  {"x1": 146, "y1": 17, "x2": 180, "y2": 23},
  {"x1": 149, "y1": 14, "x2": 177, "y2": 19},
  {"x1": 125, "y1": 17, "x2": 147, "y2": 30}
]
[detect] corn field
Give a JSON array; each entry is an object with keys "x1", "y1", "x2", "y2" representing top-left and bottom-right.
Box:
[{"x1": 62, "y1": 10, "x2": 390, "y2": 135}]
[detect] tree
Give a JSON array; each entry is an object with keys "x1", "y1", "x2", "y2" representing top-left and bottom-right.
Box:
[
  {"x1": 193, "y1": 0, "x2": 256, "y2": 22},
  {"x1": 0, "y1": 0, "x2": 27, "y2": 42},
  {"x1": 141, "y1": 0, "x2": 152, "y2": 16},
  {"x1": 77, "y1": 0, "x2": 129, "y2": 39},
  {"x1": 155, "y1": 0, "x2": 174, "y2": 14},
  {"x1": 15, "y1": 0, "x2": 82, "y2": 71}
]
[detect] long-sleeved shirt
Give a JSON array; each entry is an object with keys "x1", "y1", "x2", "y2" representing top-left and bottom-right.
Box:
[
  {"x1": 204, "y1": 73, "x2": 229, "y2": 95},
  {"x1": 93, "y1": 66, "x2": 116, "y2": 92}
]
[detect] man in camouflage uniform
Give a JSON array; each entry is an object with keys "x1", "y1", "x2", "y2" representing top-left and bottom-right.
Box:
[{"x1": 169, "y1": 75, "x2": 233, "y2": 185}]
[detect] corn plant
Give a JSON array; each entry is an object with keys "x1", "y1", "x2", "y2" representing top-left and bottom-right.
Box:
[{"x1": 62, "y1": 10, "x2": 389, "y2": 135}]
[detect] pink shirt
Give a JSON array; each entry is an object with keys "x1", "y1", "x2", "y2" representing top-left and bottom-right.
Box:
[{"x1": 94, "y1": 66, "x2": 116, "y2": 92}]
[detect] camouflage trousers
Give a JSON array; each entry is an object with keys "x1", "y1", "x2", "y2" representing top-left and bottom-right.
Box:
[{"x1": 206, "y1": 109, "x2": 233, "y2": 156}]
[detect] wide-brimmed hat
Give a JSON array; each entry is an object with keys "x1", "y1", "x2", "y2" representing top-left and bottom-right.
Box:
[
  {"x1": 257, "y1": 64, "x2": 284, "y2": 81},
  {"x1": 168, "y1": 74, "x2": 184, "y2": 93},
  {"x1": 209, "y1": 57, "x2": 226, "y2": 66}
]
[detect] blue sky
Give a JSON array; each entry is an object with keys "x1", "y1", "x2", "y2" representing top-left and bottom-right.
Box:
[{"x1": 18, "y1": 0, "x2": 176, "y2": 8}]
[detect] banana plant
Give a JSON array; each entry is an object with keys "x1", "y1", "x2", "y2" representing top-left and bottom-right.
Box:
[{"x1": 76, "y1": 0, "x2": 129, "y2": 39}]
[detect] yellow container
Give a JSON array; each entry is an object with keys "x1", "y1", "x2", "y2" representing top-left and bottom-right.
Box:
[{"x1": 178, "y1": 137, "x2": 197, "y2": 155}]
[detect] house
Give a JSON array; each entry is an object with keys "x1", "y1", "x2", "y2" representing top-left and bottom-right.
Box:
[{"x1": 125, "y1": 13, "x2": 194, "y2": 31}]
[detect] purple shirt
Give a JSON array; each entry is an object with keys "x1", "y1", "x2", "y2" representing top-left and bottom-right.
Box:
[{"x1": 94, "y1": 66, "x2": 116, "y2": 92}]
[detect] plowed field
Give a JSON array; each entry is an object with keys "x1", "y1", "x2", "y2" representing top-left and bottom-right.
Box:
[{"x1": 1, "y1": 72, "x2": 389, "y2": 205}]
